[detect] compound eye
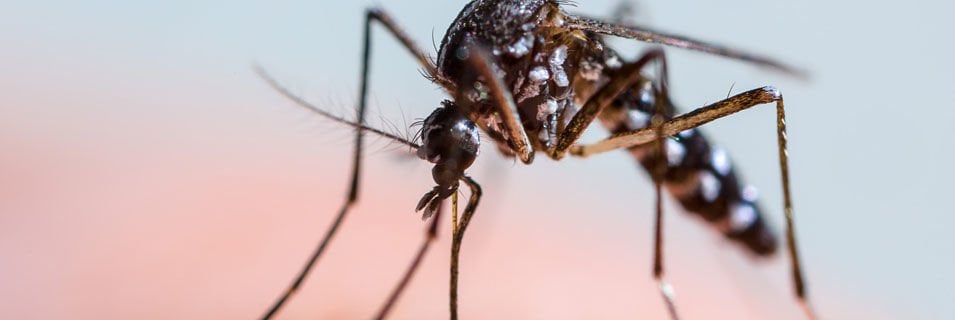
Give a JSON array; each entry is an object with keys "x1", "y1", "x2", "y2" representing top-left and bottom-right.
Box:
[
  {"x1": 416, "y1": 104, "x2": 480, "y2": 166},
  {"x1": 416, "y1": 108, "x2": 452, "y2": 163},
  {"x1": 416, "y1": 126, "x2": 443, "y2": 162},
  {"x1": 449, "y1": 119, "x2": 480, "y2": 157}
]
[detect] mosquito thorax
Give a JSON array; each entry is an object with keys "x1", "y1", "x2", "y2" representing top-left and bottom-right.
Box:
[{"x1": 436, "y1": 0, "x2": 592, "y2": 152}]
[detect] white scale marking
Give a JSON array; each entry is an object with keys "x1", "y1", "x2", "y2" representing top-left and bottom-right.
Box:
[
  {"x1": 742, "y1": 185, "x2": 759, "y2": 202},
  {"x1": 678, "y1": 128, "x2": 695, "y2": 139},
  {"x1": 537, "y1": 99, "x2": 558, "y2": 121},
  {"x1": 729, "y1": 202, "x2": 757, "y2": 232},
  {"x1": 627, "y1": 109, "x2": 649, "y2": 129},
  {"x1": 507, "y1": 35, "x2": 533, "y2": 58},
  {"x1": 528, "y1": 66, "x2": 549, "y2": 83},
  {"x1": 549, "y1": 45, "x2": 569, "y2": 87},
  {"x1": 699, "y1": 171, "x2": 721, "y2": 203},
  {"x1": 711, "y1": 147, "x2": 731, "y2": 176},
  {"x1": 666, "y1": 139, "x2": 685, "y2": 167}
]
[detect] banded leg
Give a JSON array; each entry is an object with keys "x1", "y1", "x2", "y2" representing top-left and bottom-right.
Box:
[
  {"x1": 450, "y1": 177, "x2": 482, "y2": 320},
  {"x1": 563, "y1": 14, "x2": 806, "y2": 77},
  {"x1": 569, "y1": 86, "x2": 816, "y2": 319},
  {"x1": 259, "y1": 7, "x2": 439, "y2": 319}
]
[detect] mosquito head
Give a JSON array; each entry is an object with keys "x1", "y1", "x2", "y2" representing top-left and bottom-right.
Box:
[{"x1": 414, "y1": 101, "x2": 480, "y2": 217}]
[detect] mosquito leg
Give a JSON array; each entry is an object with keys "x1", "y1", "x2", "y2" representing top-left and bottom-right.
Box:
[
  {"x1": 569, "y1": 86, "x2": 816, "y2": 319},
  {"x1": 259, "y1": 7, "x2": 441, "y2": 320},
  {"x1": 373, "y1": 203, "x2": 444, "y2": 320},
  {"x1": 463, "y1": 49, "x2": 536, "y2": 164},
  {"x1": 552, "y1": 47, "x2": 684, "y2": 317},
  {"x1": 776, "y1": 99, "x2": 817, "y2": 320},
  {"x1": 647, "y1": 57, "x2": 682, "y2": 320},
  {"x1": 450, "y1": 177, "x2": 482, "y2": 320},
  {"x1": 551, "y1": 48, "x2": 667, "y2": 160},
  {"x1": 571, "y1": 87, "x2": 779, "y2": 158},
  {"x1": 364, "y1": 8, "x2": 445, "y2": 86},
  {"x1": 651, "y1": 113, "x2": 680, "y2": 320},
  {"x1": 562, "y1": 14, "x2": 806, "y2": 77}
]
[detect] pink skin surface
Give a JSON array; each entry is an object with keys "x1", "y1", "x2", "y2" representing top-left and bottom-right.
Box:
[{"x1": 0, "y1": 69, "x2": 845, "y2": 319}]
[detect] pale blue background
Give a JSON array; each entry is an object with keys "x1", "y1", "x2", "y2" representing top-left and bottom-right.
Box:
[{"x1": 2, "y1": 0, "x2": 952, "y2": 319}]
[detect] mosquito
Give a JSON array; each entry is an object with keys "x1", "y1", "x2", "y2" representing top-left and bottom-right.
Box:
[{"x1": 255, "y1": 0, "x2": 814, "y2": 319}]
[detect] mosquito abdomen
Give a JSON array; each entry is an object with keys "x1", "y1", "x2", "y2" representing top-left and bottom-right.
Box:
[{"x1": 603, "y1": 80, "x2": 778, "y2": 256}]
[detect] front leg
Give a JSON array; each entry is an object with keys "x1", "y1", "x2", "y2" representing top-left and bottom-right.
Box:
[
  {"x1": 256, "y1": 7, "x2": 446, "y2": 319},
  {"x1": 464, "y1": 48, "x2": 536, "y2": 164}
]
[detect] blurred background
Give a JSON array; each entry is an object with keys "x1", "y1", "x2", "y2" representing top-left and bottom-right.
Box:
[{"x1": 2, "y1": 0, "x2": 953, "y2": 319}]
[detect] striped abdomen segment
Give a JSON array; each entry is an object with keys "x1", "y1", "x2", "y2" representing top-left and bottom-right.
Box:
[{"x1": 600, "y1": 82, "x2": 777, "y2": 255}]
